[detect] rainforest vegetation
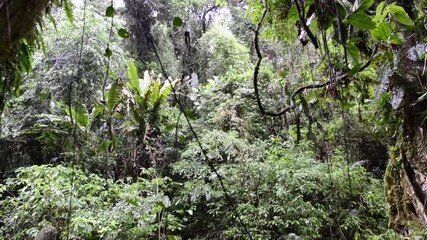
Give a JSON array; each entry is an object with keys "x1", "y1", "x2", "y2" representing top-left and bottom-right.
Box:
[{"x1": 1, "y1": 0, "x2": 427, "y2": 239}]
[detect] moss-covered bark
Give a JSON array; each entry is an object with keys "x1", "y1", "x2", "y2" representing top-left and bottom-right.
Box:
[
  {"x1": 385, "y1": 137, "x2": 427, "y2": 231},
  {"x1": 385, "y1": 28, "x2": 427, "y2": 232},
  {"x1": 0, "y1": 0, "x2": 50, "y2": 62}
]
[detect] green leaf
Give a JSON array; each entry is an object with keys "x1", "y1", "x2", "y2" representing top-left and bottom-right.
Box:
[
  {"x1": 126, "y1": 199, "x2": 139, "y2": 206},
  {"x1": 371, "y1": 22, "x2": 391, "y2": 41},
  {"x1": 184, "y1": 110, "x2": 196, "y2": 120},
  {"x1": 106, "y1": 80, "x2": 120, "y2": 110},
  {"x1": 125, "y1": 124, "x2": 139, "y2": 133},
  {"x1": 390, "y1": 33, "x2": 404, "y2": 45},
  {"x1": 156, "y1": 201, "x2": 166, "y2": 209},
  {"x1": 167, "y1": 235, "x2": 182, "y2": 240},
  {"x1": 376, "y1": 1, "x2": 385, "y2": 16},
  {"x1": 349, "y1": 64, "x2": 362, "y2": 77},
  {"x1": 373, "y1": 1, "x2": 387, "y2": 23},
  {"x1": 118, "y1": 28, "x2": 130, "y2": 38},
  {"x1": 47, "y1": 14, "x2": 58, "y2": 31},
  {"x1": 215, "y1": 0, "x2": 227, "y2": 6},
  {"x1": 104, "y1": 47, "x2": 112, "y2": 57},
  {"x1": 287, "y1": 6, "x2": 299, "y2": 23},
  {"x1": 387, "y1": 4, "x2": 414, "y2": 26},
  {"x1": 113, "y1": 111, "x2": 125, "y2": 120},
  {"x1": 109, "y1": 69, "x2": 118, "y2": 80},
  {"x1": 98, "y1": 141, "x2": 112, "y2": 152},
  {"x1": 347, "y1": 12, "x2": 375, "y2": 30},
  {"x1": 173, "y1": 17, "x2": 183, "y2": 27},
  {"x1": 64, "y1": 0, "x2": 74, "y2": 23},
  {"x1": 342, "y1": 102, "x2": 356, "y2": 110},
  {"x1": 179, "y1": 135, "x2": 186, "y2": 143},
  {"x1": 76, "y1": 104, "x2": 89, "y2": 128},
  {"x1": 128, "y1": 62, "x2": 140, "y2": 93},
  {"x1": 353, "y1": 0, "x2": 374, "y2": 12},
  {"x1": 160, "y1": 79, "x2": 176, "y2": 95},
  {"x1": 165, "y1": 125, "x2": 175, "y2": 133},
  {"x1": 360, "y1": 0, "x2": 374, "y2": 10},
  {"x1": 91, "y1": 105, "x2": 103, "y2": 120},
  {"x1": 346, "y1": 42, "x2": 360, "y2": 65},
  {"x1": 106, "y1": 6, "x2": 116, "y2": 17},
  {"x1": 151, "y1": 80, "x2": 161, "y2": 103}
]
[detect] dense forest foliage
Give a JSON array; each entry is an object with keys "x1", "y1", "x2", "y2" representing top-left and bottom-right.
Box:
[{"x1": 1, "y1": 0, "x2": 427, "y2": 239}]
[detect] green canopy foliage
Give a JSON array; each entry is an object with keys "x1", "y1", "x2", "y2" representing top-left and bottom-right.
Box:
[{"x1": 1, "y1": 0, "x2": 427, "y2": 239}]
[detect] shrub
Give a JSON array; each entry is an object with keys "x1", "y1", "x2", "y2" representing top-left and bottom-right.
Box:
[
  {"x1": 172, "y1": 135, "x2": 388, "y2": 239},
  {"x1": 0, "y1": 165, "x2": 182, "y2": 239}
]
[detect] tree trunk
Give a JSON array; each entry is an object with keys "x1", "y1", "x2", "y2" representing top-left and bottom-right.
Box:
[
  {"x1": 0, "y1": 0, "x2": 50, "y2": 62},
  {"x1": 385, "y1": 29, "x2": 427, "y2": 231}
]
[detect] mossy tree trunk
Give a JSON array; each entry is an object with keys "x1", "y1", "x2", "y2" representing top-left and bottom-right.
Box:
[
  {"x1": 0, "y1": 0, "x2": 50, "y2": 62},
  {"x1": 385, "y1": 27, "x2": 427, "y2": 231}
]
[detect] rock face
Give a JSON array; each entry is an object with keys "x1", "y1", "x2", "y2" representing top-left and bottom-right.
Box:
[
  {"x1": 34, "y1": 225, "x2": 58, "y2": 240},
  {"x1": 0, "y1": 0, "x2": 50, "y2": 62}
]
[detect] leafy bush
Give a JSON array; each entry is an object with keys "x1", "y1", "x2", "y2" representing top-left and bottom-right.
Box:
[
  {"x1": 172, "y1": 135, "x2": 389, "y2": 239},
  {"x1": 0, "y1": 165, "x2": 182, "y2": 239}
]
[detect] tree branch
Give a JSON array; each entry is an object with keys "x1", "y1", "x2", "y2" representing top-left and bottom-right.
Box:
[
  {"x1": 201, "y1": 5, "x2": 217, "y2": 33},
  {"x1": 252, "y1": 0, "x2": 268, "y2": 116},
  {"x1": 293, "y1": 0, "x2": 319, "y2": 49},
  {"x1": 252, "y1": 3, "x2": 378, "y2": 118}
]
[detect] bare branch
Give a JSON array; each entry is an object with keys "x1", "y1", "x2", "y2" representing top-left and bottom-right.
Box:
[{"x1": 252, "y1": 0, "x2": 268, "y2": 116}]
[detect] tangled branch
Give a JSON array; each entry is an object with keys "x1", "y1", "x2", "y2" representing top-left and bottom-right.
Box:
[{"x1": 252, "y1": 1, "x2": 378, "y2": 117}]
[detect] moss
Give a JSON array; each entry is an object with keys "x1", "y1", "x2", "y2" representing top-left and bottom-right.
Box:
[
  {"x1": 385, "y1": 135, "x2": 427, "y2": 231},
  {"x1": 384, "y1": 145, "x2": 405, "y2": 229},
  {"x1": 406, "y1": 220, "x2": 427, "y2": 237}
]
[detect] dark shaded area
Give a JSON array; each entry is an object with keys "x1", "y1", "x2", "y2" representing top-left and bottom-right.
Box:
[
  {"x1": 358, "y1": 140, "x2": 389, "y2": 178},
  {"x1": 0, "y1": 136, "x2": 54, "y2": 179}
]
